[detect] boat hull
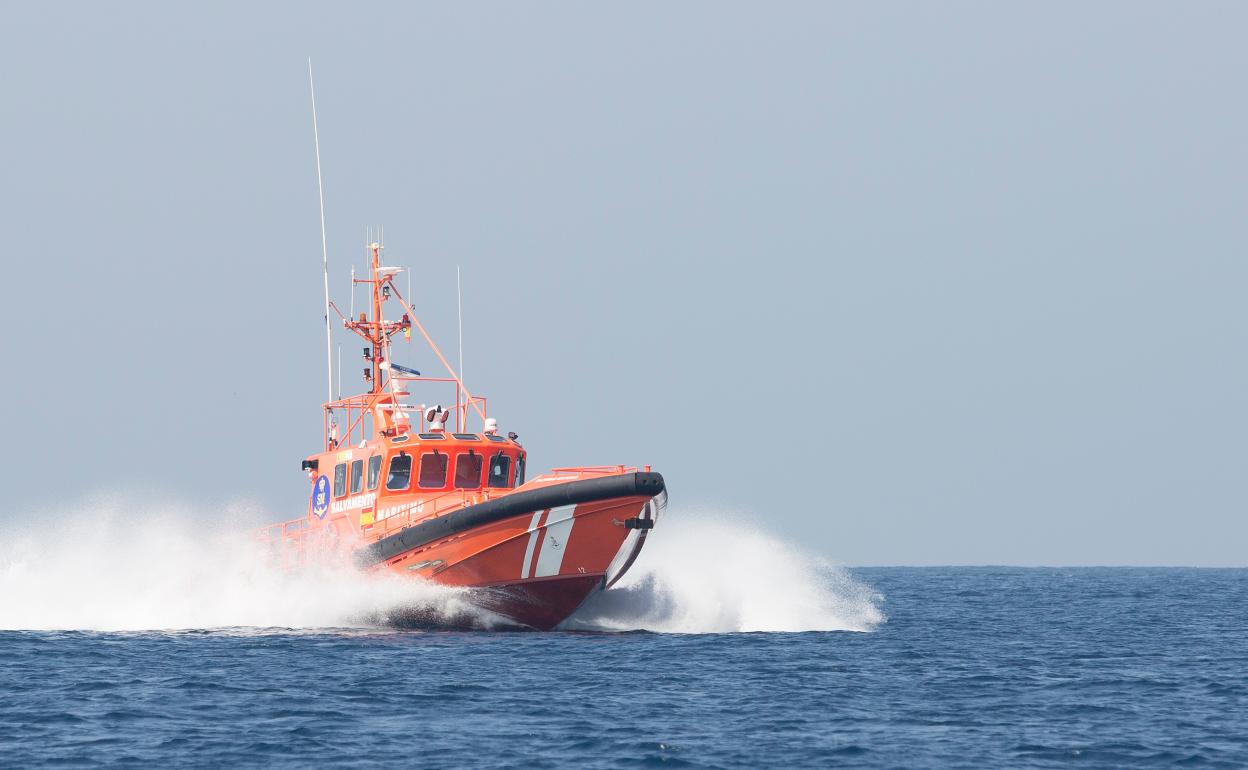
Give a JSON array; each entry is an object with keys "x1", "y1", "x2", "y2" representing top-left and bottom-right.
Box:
[{"x1": 357, "y1": 474, "x2": 665, "y2": 630}]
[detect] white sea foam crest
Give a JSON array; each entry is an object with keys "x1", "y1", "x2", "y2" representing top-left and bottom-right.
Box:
[
  {"x1": 0, "y1": 492, "x2": 488, "y2": 632},
  {"x1": 565, "y1": 507, "x2": 885, "y2": 633}
]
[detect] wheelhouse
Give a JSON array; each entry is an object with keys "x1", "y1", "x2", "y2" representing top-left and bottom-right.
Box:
[
  {"x1": 308, "y1": 432, "x2": 526, "y2": 512},
  {"x1": 381, "y1": 433, "x2": 525, "y2": 494}
]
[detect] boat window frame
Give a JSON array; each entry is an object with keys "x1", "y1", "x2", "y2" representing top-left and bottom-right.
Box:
[
  {"x1": 333, "y1": 462, "x2": 348, "y2": 499},
  {"x1": 418, "y1": 450, "x2": 449, "y2": 489},
  {"x1": 514, "y1": 454, "x2": 526, "y2": 487},
  {"x1": 386, "y1": 452, "x2": 413, "y2": 492},
  {"x1": 417, "y1": 433, "x2": 446, "y2": 440},
  {"x1": 349, "y1": 458, "x2": 364, "y2": 495},
  {"x1": 452, "y1": 433, "x2": 480, "y2": 441},
  {"x1": 453, "y1": 450, "x2": 484, "y2": 490},
  {"x1": 366, "y1": 454, "x2": 383, "y2": 491},
  {"x1": 487, "y1": 452, "x2": 512, "y2": 489},
  {"x1": 485, "y1": 434, "x2": 508, "y2": 443}
]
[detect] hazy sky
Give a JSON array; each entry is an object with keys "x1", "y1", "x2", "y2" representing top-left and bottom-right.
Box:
[{"x1": 1, "y1": 2, "x2": 1244, "y2": 565}]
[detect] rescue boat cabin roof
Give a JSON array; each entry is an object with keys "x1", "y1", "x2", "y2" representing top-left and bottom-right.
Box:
[{"x1": 306, "y1": 431, "x2": 521, "y2": 464}]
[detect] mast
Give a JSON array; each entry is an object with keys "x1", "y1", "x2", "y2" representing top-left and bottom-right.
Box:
[
  {"x1": 370, "y1": 240, "x2": 384, "y2": 392},
  {"x1": 457, "y1": 265, "x2": 465, "y2": 432},
  {"x1": 346, "y1": 238, "x2": 390, "y2": 395},
  {"x1": 337, "y1": 236, "x2": 489, "y2": 438}
]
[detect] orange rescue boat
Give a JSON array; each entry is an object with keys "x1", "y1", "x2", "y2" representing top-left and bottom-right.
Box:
[{"x1": 261, "y1": 240, "x2": 666, "y2": 630}]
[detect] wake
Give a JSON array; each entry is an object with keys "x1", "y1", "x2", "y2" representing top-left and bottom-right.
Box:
[
  {"x1": 0, "y1": 493, "x2": 884, "y2": 633},
  {"x1": 564, "y1": 509, "x2": 884, "y2": 633}
]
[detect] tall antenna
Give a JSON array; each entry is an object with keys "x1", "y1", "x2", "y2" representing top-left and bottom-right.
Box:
[
  {"x1": 308, "y1": 58, "x2": 334, "y2": 408},
  {"x1": 457, "y1": 265, "x2": 465, "y2": 432}
]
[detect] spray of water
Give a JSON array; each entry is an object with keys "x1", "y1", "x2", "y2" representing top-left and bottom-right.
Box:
[
  {"x1": 0, "y1": 491, "x2": 490, "y2": 632},
  {"x1": 564, "y1": 508, "x2": 885, "y2": 633},
  {"x1": 0, "y1": 494, "x2": 883, "y2": 634}
]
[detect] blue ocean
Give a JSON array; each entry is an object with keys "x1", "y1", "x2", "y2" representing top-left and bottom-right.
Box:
[{"x1": 1, "y1": 507, "x2": 1245, "y2": 768}]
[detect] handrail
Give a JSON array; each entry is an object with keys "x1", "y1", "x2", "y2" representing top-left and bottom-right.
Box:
[
  {"x1": 368, "y1": 482, "x2": 524, "y2": 537},
  {"x1": 548, "y1": 465, "x2": 635, "y2": 474}
]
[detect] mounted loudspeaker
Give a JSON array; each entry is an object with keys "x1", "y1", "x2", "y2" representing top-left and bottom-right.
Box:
[{"x1": 424, "y1": 405, "x2": 449, "y2": 424}]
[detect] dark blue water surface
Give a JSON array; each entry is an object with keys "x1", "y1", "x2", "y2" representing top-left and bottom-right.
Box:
[{"x1": 3, "y1": 568, "x2": 1247, "y2": 768}]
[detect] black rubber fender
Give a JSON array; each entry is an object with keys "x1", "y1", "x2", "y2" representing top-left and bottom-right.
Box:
[{"x1": 354, "y1": 471, "x2": 665, "y2": 568}]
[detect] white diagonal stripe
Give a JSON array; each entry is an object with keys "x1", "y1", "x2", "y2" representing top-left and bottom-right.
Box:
[
  {"x1": 519, "y1": 509, "x2": 546, "y2": 579},
  {"x1": 534, "y1": 506, "x2": 576, "y2": 578}
]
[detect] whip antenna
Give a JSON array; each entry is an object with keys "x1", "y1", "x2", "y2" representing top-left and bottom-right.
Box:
[
  {"x1": 457, "y1": 265, "x2": 466, "y2": 431},
  {"x1": 308, "y1": 58, "x2": 334, "y2": 408}
]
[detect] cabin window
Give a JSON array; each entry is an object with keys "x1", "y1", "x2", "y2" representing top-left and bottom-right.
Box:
[
  {"x1": 452, "y1": 433, "x2": 480, "y2": 441},
  {"x1": 454, "y1": 451, "x2": 483, "y2": 489},
  {"x1": 485, "y1": 434, "x2": 508, "y2": 443},
  {"x1": 366, "y1": 455, "x2": 382, "y2": 490},
  {"x1": 418, "y1": 452, "x2": 448, "y2": 489},
  {"x1": 515, "y1": 455, "x2": 526, "y2": 486},
  {"x1": 333, "y1": 463, "x2": 348, "y2": 498},
  {"x1": 487, "y1": 453, "x2": 512, "y2": 488},
  {"x1": 350, "y1": 459, "x2": 364, "y2": 495},
  {"x1": 386, "y1": 453, "x2": 412, "y2": 491}
]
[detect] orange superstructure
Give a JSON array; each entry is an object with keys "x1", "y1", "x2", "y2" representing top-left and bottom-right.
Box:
[{"x1": 262, "y1": 240, "x2": 665, "y2": 629}]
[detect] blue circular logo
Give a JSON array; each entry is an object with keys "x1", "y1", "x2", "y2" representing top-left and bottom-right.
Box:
[{"x1": 311, "y1": 474, "x2": 330, "y2": 519}]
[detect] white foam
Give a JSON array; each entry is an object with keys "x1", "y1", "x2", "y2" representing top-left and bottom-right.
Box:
[
  {"x1": 564, "y1": 507, "x2": 885, "y2": 633},
  {"x1": 0, "y1": 493, "x2": 884, "y2": 634},
  {"x1": 0, "y1": 491, "x2": 488, "y2": 632}
]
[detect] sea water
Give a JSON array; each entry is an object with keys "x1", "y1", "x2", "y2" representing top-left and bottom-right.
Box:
[{"x1": 1, "y1": 497, "x2": 1245, "y2": 767}]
